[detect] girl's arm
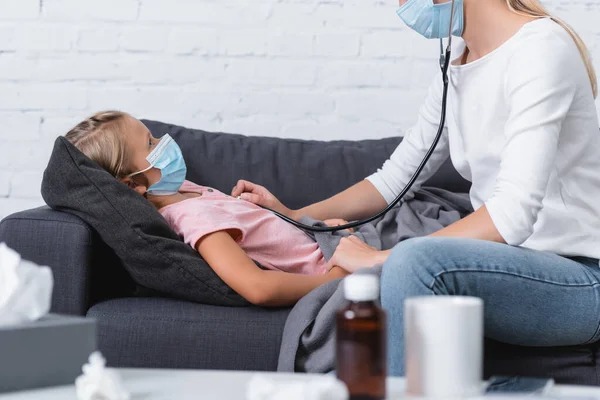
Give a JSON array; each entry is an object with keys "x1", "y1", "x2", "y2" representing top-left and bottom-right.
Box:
[{"x1": 196, "y1": 230, "x2": 348, "y2": 307}]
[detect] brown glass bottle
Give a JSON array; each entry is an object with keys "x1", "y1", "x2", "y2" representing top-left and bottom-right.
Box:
[{"x1": 336, "y1": 275, "x2": 387, "y2": 400}]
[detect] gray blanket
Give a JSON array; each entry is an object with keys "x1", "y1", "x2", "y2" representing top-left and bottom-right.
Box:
[{"x1": 277, "y1": 187, "x2": 472, "y2": 373}]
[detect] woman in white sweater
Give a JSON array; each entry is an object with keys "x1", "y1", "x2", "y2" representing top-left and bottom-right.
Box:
[{"x1": 233, "y1": 0, "x2": 600, "y2": 375}]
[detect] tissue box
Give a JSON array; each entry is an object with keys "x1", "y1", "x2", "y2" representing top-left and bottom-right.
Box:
[{"x1": 0, "y1": 314, "x2": 96, "y2": 393}]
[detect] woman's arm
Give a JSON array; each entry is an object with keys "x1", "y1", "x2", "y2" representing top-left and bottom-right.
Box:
[
  {"x1": 329, "y1": 206, "x2": 505, "y2": 274},
  {"x1": 481, "y1": 38, "x2": 573, "y2": 246},
  {"x1": 233, "y1": 74, "x2": 450, "y2": 222},
  {"x1": 296, "y1": 180, "x2": 388, "y2": 222},
  {"x1": 430, "y1": 205, "x2": 504, "y2": 242},
  {"x1": 196, "y1": 230, "x2": 348, "y2": 307},
  {"x1": 232, "y1": 179, "x2": 387, "y2": 222}
]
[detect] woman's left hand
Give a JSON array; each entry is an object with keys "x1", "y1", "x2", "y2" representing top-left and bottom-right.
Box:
[{"x1": 328, "y1": 236, "x2": 387, "y2": 274}]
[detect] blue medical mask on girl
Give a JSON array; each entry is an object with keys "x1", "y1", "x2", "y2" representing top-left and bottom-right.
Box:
[
  {"x1": 397, "y1": 0, "x2": 464, "y2": 39},
  {"x1": 127, "y1": 134, "x2": 187, "y2": 196}
]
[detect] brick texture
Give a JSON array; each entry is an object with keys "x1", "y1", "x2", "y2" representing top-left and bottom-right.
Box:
[{"x1": 0, "y1": 0, "x2": 599, "y2": 218}]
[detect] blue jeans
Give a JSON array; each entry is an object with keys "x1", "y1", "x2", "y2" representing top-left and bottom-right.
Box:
[{"x1": 380, "y1": 237, "x2": 600, "y2": 376}]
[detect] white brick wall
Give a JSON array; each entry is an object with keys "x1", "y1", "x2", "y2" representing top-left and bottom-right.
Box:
[{"x1": 0, "y1": 0, "x2": 599, "y2": 219}]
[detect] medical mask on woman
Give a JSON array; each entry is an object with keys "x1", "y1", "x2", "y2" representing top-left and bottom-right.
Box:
[
  {"x1": 127, "y1": 134, "x2": 187, "y2": 196},
  {"x1": 397, "y1": 0, "x2": 464, "y2": 39}
]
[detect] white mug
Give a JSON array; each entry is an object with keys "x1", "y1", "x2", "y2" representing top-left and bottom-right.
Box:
[{"x1": 405, "y1": 296, "x2": 484, "y2": 398}]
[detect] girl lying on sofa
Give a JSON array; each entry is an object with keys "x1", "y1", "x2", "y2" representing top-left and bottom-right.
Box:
[{"x1": 65, "y1": 111, "x2": 356, "y2": 307}]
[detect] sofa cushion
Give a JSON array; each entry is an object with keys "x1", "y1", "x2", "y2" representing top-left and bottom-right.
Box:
[
  {"x1": 41, "y1": 137, "x2": 248, "y2": 307},
  {"x1": 0, "y1": 206, "x2": 136, "y2": 315},
  {"x1": 142, "y1": 120, "x2": 471, "y2": 211},
  {"x1": 87, "y1": 298, "x2": 290, "y2": 370},
  {"x1": 86, "y1": 298, "x2": 600, "y2": 383},
  {"x1": 484, "y1": 338, "x2": 600, "y2": 385}
]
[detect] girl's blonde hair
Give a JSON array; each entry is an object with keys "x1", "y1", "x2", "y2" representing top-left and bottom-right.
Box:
[
  {"x1": 65, "y1": 111, "x2": 133, "y2": 180},
  {"x1": 506, "y1": 0, "x2": 597, "y2": 98}
]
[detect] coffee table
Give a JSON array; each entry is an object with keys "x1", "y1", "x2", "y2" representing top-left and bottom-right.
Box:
[{"x1": 1, "y1": 369, "x2": 599, "y2": 399}]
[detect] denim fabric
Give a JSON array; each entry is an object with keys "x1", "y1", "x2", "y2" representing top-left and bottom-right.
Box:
[
  {"x1": 6, "y1": 120, "x2": 600, "y2": 379},
  {"x1": 381, "y1": 237, "x2": 600, "y2": 376}
]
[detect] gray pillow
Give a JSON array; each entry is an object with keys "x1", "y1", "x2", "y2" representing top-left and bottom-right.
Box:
[{"x1": 41, "y1": 136, "x2": 249, "y2": 307}]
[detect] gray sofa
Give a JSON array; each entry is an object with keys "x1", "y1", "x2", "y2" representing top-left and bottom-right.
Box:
[{"x1": 1, "y1": 120, "x2": 599, "y2": 385}]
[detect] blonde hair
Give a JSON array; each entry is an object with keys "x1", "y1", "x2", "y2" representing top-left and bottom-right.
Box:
[
  {"x1": 65, "y1": 111, "x2": 134, "y2": 180},
  {"x1": 506, "y1": 0, "x2": 597, "y2": 98}
]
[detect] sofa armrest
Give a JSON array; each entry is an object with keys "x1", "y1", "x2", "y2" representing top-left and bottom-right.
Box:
[{"x1": 0, "y1": 206, "x2": 96, "y2": 316}]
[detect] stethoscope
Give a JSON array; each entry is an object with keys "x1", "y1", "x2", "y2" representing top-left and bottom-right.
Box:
[{"x1": 264, "y1": 0, "x2": 458, "y2": 233}]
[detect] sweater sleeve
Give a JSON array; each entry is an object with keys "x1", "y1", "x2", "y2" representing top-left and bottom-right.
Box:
[
  {"x1": 485, "y1": 35, "x2": 577, "y2": 245},
  {"x1": 367, "y1": 73, "x2": 451, "y2": 203}
]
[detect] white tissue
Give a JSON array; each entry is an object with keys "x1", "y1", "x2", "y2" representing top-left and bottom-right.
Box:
[
  {"x1": 75, "y1": 352, "x2": 131, "y2": 400},
  {"x1": 247, "y1": 375, "x2": 349, "y2": 400},
  {"x1": 0, "y1": 242, "x2": 53, "y2": 326}
]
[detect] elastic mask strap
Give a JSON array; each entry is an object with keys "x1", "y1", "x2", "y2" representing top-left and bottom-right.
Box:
[
  {"x1": 126, "y1": 164, "x2": 153, "y2": 179},
  {"x1": 125, "y1": 133, "x2": 172, "y2": 179}
]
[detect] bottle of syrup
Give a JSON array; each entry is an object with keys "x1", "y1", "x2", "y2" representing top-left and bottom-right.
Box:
[{"x1": 336, "y1": 274, "x2": 387, "y2": 400}]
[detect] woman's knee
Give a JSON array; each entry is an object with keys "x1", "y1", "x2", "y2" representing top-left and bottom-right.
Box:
[
  {"x1": 381, "y1": 237, "x2": 446, "y2": 291},
  {"x1": 385, "y1": 236, "x2": 453, "y2": 268},
  {"x1": 381, "y1": 237, "x2": 474, "y2": 292}
]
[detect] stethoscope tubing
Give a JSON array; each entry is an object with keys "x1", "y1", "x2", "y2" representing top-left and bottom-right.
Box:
[{"x1": 263, "y1": 1, "x2": 457, "y2": 233}]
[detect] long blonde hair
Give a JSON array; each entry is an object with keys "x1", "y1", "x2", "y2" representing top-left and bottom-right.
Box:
[
  {"x1": 506, "y1": 0, "x2": 597, "y2": 98},
  {"x1": 65, "y1": 111, "x2": 134, "y2": 180}
]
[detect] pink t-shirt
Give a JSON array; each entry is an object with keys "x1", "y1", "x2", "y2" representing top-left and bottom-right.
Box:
[{"x1": 159, "y1": 181, "x2": 328, "y2": 275}]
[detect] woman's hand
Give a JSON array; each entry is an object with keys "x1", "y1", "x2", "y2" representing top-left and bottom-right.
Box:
[
  {"x1": 232, "y1": 180, "x2": 297, "y2": 219},
  {"x1": 328, "y1": 236, "x2": 388, "y2": 274},
  {"x1": 323, "y1": 219, "x2": 355, "y2": 233}
]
